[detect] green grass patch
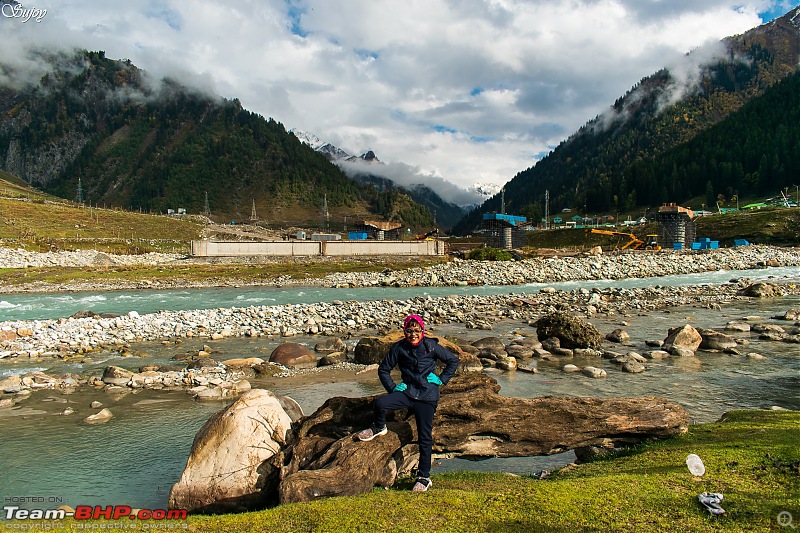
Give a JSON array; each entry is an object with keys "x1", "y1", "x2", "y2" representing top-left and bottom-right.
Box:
[
  {"x1": 467, "y1": 247, "x2": 514, "y2": 261},
  {"x1": 183, "y1": 410, "x2": 798, "y2": 532},
  {"x1": 0, "y1": 197, "x2": 205, "y2": 253}
]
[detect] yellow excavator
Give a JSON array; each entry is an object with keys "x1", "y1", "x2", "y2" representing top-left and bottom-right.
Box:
[
  {"x1": 645, "y1": 234, "x2": 662, "y2": 251},
  {"x1": 590, "y1": 229, "x2": 661, "y2": 250}
]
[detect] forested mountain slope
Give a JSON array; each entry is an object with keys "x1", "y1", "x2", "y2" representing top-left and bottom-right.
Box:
[
  {"x1": 0, "y1": 50, "x2": 434, "y2": 229},
  {"x1": 452, "y1": 7, "x2": 800, "y2": 234}
]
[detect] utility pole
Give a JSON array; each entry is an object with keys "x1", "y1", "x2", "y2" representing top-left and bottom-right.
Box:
[
  {"x1": 203, "y1": 192, "x2": 210, "y2": 216},
  {"x1": 544, "y1": 189, "x2": 550, "y2": 230},
  {"x1": 321, "y1": 194, "x2": 329, "y2": 231},
  {"x1": 500, "y1": 188, "x2": 505, "y2": 214}
]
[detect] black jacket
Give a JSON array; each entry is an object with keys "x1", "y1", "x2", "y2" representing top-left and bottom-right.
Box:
[{"x1": 378, "y1": 336, "x2": 460, "y2": 403}]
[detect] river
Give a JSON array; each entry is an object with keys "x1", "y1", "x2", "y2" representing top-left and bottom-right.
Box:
[
  {"x1": 1, "y1": 267, "x2": 799, "y2": 513},
  {"x1": 2, "y1": 265, "x2": 800, "y2": 322}
]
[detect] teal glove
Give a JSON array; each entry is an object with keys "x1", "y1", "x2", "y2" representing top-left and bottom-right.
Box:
[
  {"x1": 427, "y1": 373, "x2": 443, "y2": 386},
  {"x1": 393, "y1": 382, "x2": 407, "y2": 392}
]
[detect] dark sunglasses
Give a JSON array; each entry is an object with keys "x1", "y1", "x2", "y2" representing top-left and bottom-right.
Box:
[{"x1": 404, "y1": 328, "x2": 423, "y2": 334}]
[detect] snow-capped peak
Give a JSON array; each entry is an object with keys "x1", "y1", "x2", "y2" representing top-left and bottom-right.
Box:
[
  {"x1": 468, "y1": 182, "x2": 503, "y2": 198},
  {"x1": 291, "y1": 129, "x2": 325, "y2": 150}
]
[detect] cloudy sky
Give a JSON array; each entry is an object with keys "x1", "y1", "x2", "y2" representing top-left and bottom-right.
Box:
[{"x1": 3, "y1": 0, "x2": 798, "y2": 200}]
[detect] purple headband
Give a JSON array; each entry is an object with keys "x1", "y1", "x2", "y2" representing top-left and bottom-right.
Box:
[{"x1": 403, "y1": 314, "x2": 425, "y2": 331}]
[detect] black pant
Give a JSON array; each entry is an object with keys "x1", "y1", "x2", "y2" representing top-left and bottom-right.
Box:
[{"x1": 373, "y1": 391, "x2": 437, "y2": 478}]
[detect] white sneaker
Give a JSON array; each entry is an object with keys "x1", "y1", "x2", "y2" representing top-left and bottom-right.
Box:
[
  {"x1": 357, "y1": 425, "x2": 387, "y2": 441},
  {"x1": 412, "y1": 477, "x2": 432, "y2": 492}
]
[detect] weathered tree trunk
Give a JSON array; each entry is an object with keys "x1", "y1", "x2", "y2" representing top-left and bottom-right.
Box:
[{"x1": 277, "y1": 374, "x2": 688, "y2": 503}]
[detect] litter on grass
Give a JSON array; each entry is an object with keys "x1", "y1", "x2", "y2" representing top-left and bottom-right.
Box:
[{"x1": 686, "y1": 453, "x2": 706, "y2": 476}]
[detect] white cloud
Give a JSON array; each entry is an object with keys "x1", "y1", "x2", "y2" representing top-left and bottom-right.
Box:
[{"x1": 1, "y1": 0, "x2": 790, "y2": 194}]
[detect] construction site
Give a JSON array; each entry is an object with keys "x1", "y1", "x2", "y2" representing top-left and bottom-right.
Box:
[
  {"x1": 585, "y1": 204, "x2": 700, "y2": 251},
  {"x1": 515, "y1": 201, "x2": 760, "y2": 254}
]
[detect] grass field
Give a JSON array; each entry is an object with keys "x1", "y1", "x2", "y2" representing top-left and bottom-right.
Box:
[
  {"x1": 0, "y1": 174, "x2": 205, "y2": 253},
  {"x1": 40, "y1": 410, "x2": 800, "y2": 533}
]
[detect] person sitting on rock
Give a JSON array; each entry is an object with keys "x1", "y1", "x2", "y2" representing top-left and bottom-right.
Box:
[{"x1": 357, "y1": 314, "x2": 460, "y2": 492}]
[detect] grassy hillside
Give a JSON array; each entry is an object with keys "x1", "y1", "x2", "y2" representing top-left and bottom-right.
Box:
[
  {"x1": 2, "y1": 175, "x2": 798, "y2": 256},
  {"x1": 0, "y1": 177, "x2": 204, "y2": 253},
  {"x1": 0, "y1": 170, "x2": 55, "y2": 201}
]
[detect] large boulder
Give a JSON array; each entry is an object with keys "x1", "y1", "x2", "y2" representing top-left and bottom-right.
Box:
[
  {"x1": 84, "y1": 408, "x2": 113, "y2": 424},
  {"x1": 782, "y1": 309, "x2": 800, "y2": 321},
  {"x1": 102, "y1": 366, "x2": 134, "y2": 385},
  {"x1": 606, "y1": 329, "x2": 630, "y2": 343},
  {"x1": 698, "y1": 329, "x2": 738, "y2": 351},
  {"x1": 177, "y1": 376, "x2": 688, "y2": 510},
  {"x1": 471, "y1": 337, "x2": 506, "y2": 354},
  {"x1": 314, "y1": 337, "x2": 347, "y2": 354},
  {"x1": 740, "y1": 282, "x2": 782, "y2": 298},
  {"x1": 0, "y1": 376, "x2": 22, "y2": 393},
  {"x1": 278, "y1": 400, "x2": 403, "y2": 504},
  {"x1": 187, "y1": 357, "x2": 219, "y2": 370},
  {"x1": 353, "y1": 337, "x2": 392, "y2": 365},
  {"x1": 503, "y1": 344, "x2": 535, "y2": 359},
  {"x1": 168, "y1": 389, "x2": 294, "y2": 513},
  {"x1": 536, "y1": 312, "x2": 603, "y2": 349},
  {"x1": 663, "y1": 325, "x2": 702, "y2": 353},
  {"x1": 318, "y1": 352, "x2": 349, "y2": 366},
  {"x1": 270, "y1": 343, "x2": 317, "y2": 369},
  {"x1": 92, "y1": 252, "x2": 117, "y2": 267}
]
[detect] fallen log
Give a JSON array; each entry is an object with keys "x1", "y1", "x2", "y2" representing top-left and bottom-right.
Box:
[{"x1": 277, "y1": 373, "x2": 688, "y2": 503}]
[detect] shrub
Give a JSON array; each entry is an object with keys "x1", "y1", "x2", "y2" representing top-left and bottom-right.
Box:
[{"x1": 467, "y1": 247, "x2": 513, "y2": 261}]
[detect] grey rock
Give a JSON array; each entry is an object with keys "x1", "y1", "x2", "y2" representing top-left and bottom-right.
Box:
[
  {"x1": 606, "y1": 329, "x2": 630, "y2": 343},
  {"x1": 622, "y1": 361, "x2": 646, "y2": 373},
  {"x1": 536, "y1": 312, "x2": 603, "y2": 349}
]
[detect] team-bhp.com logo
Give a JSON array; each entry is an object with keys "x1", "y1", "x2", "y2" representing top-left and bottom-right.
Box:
[{"x1": 4, "y1": 505, "x2": 188, "y2": 521}]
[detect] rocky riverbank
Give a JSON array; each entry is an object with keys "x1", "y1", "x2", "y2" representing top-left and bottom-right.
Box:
[
  {"x1": 1, "y1": 276, "x2": 798, "y2": 362},
  {"x1": 1, "y1": 244, "x2": 799, "y2": 362},
  {"x1": 1, "y1": 245, "x2": 799, "y2": 294},
  {"x1": 323, "y1": 246, "x2": 800, "y2": 288},
  {"x1": 0, "y1": 247, "x2": 184, "y2": 269}
]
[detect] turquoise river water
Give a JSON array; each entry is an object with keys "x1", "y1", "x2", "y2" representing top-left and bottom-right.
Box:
[{"x1": 0, "y1": 266, "x2": 799, "y2": 513}]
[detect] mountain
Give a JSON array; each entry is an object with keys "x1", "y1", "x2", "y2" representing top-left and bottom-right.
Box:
[
  {"x1": 293, "y1": 130, "x2": 468, "y2": 230},
  {"x1": 451, "y1": 7, "x2": 800, "y2": 235},
  {"x1": 467, "y1": 182, "x2": 503, "y2": 199},
  {"x1": 0, "y1": 50, "x2": 434, "y2": 231}
]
